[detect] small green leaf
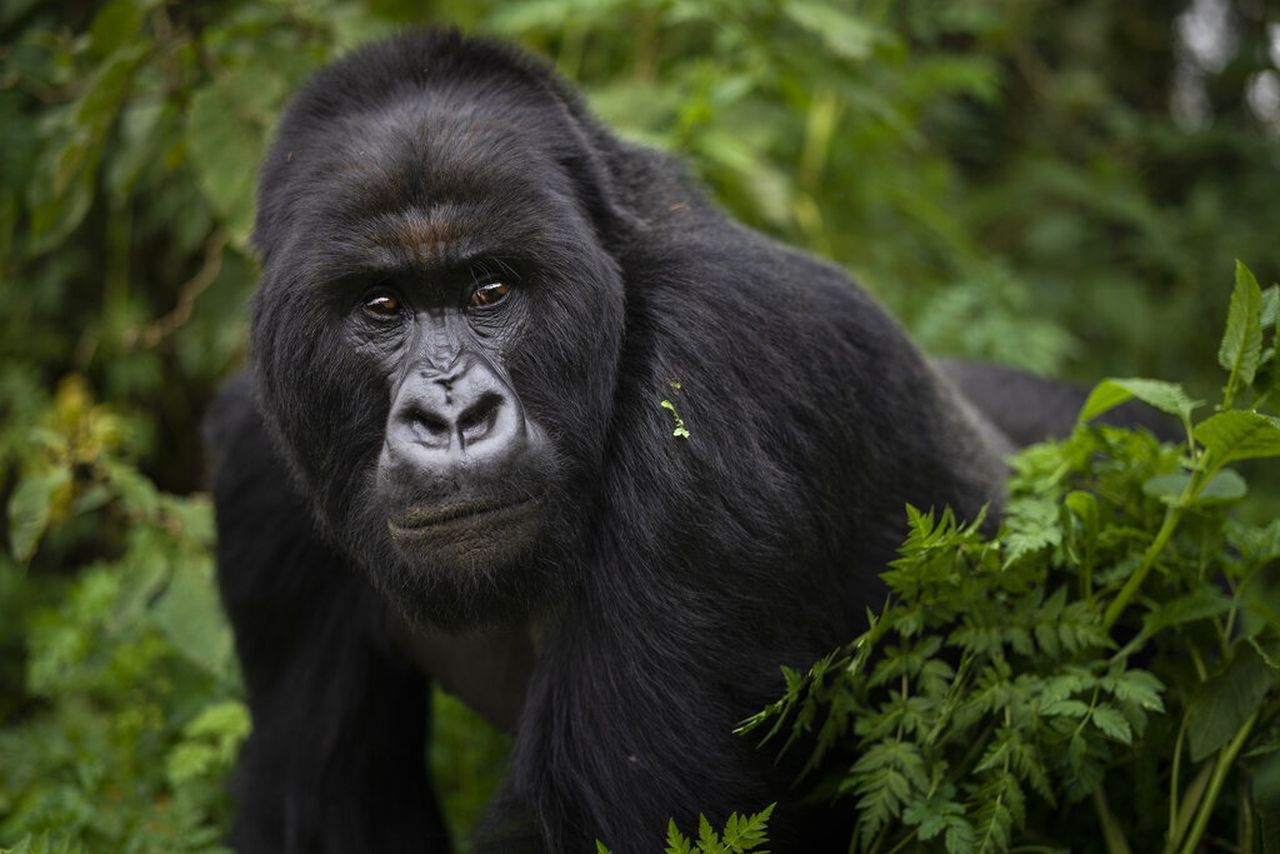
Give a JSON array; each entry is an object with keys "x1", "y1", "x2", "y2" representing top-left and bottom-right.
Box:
[
  {"x1": 696, "y1": 813, "x2": 722, "y2": 853},
  {"x1": 1077, "y1": 377, "x2": 1199, "y2": 427},
  {"x1": 75, "y1": 45, "x2": 148, "y2": 135},
  {"x1": 665, "y1": 818, "x2": 693, "y2": 854},
  {"x1": 903, "y1": 796, "x2": 965, "y2": 841},
  {"x1": 783, "y1": 3, "x2": 882, "y2": 61},
  {"x1": 1219, "y1": 260, "x2": 1265, "y2": 391},
  {"x1": 7, "y1": 466, "x2": 71, "y2": 562},
  {"x1": 1091, "y1": 703, "x2": 1133, "y2": 743},
  {"x1": 720, "y1": 804, "x2": 773, "y2": 851},
  {"x1": 1104, "y1": 668, "x2": 1166, "y2": 713},
  {"x1": 660, "y1": 399, "x2": 691, "y2": 439},
  {"x1": 1040, "y1": 698, "x2": 1090, "y2": 718},
  {"x1": 1194, "y1": 411, "x2": 1280, "y2": 466}
]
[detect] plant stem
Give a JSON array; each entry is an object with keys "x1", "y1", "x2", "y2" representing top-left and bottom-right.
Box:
[
  {"x1": 1177, "y1": 710, "x2": 1259, "y2": 854},
  {"x1": 1103, "y1": 507, "x2": 1178, "y2": 630},
  {"x1": 1094, "y1": 786, "x2": 1134, "y2": 854},
  {"x1": 1167, "y1": 717, "x2": 1188, "y2": 844},
  {"x1": 1167, "y1": 742, "x2": 1214, "y2": 852}
]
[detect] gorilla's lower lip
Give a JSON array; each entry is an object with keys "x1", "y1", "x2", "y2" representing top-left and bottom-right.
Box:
[{"x1": 388, "y1": 497, "x2": 539, "y2": 535}]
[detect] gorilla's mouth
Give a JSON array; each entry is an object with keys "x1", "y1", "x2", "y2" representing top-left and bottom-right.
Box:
[{"x1": 387, "y1": 496, "x2": 541, "y2": 538}]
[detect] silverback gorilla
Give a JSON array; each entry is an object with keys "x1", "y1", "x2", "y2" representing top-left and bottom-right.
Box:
[{"x1": 204, "y1": 28, "x2": 1083, "y2": 853}]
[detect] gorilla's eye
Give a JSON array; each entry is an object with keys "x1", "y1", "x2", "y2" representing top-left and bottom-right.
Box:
[
  {"x1": 363, "y1": 292, "x2": 402, "y2": 318},
  {"x1": 469, "y1": 282, "x2": 510, "y2": 309}
]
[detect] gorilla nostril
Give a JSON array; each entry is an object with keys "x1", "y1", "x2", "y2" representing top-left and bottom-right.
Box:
[
  {"x1": 402, "y1": 406, "x2": 451, "y2": 446},
  {"x1": 420, "y1": 412, "x2": 450, "y2": 436},
  {"x1": 458, "y1": 392, "x2": 503, "y2": 444}
]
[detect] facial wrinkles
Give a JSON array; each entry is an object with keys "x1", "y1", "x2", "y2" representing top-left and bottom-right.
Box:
[{"x1": 416, "y1": 309, "x2": 468, "y2": 376}]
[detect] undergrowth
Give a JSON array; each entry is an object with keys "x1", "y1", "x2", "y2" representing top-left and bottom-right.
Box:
[{"x1": 738, "y1": 261, "x2": 1280, "y2": 852}]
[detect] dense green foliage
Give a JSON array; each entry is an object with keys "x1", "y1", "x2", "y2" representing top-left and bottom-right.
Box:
[
  {"x1": 744, "y1": 264, "x2": 1280, "y2": 852},
  {"x1": 1, "y1": 0, "x2": 1278, "y2": 851}
]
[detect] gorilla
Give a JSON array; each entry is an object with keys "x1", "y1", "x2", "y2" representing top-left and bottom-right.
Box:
[{"x1": 205, "y1": 28, "x2": 1097, "y2": 853}]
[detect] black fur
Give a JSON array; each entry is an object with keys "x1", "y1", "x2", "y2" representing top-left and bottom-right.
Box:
[{"x1": 207, "y1": 29, "x2": 1062, "y2": 853}]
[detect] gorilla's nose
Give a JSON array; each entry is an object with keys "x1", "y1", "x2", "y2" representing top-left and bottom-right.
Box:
[{"x1": 386, "y1": 361, "x2": 526, "y2": 464}]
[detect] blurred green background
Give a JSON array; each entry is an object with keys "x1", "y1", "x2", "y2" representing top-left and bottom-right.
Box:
[{"x1": 1, "y1": 0, "x2": 1278, "y2": 850}]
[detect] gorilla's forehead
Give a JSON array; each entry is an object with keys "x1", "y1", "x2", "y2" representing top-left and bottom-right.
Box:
[
  {"x1": 325, "y1": 101, "x2": 563, "y2": 211},
  {"x1": 295, "y1": 99, "x2": 578, "y2": 268}
]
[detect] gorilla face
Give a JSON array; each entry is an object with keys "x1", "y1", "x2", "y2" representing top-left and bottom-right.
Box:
[
  {"x1": 249, "y1": 94, "x2": 627, "y2": 628},
  {"x1": 359, "y1": 260, "x2": 555, "y2": 574}
]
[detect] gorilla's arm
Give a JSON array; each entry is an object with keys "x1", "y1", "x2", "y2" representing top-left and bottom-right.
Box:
[{"x1": 206, "y1": 374, "x2": 449, "y2": 853}]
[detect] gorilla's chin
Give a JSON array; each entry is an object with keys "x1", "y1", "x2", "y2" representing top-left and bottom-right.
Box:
[{"x1": 387, "y1": 496, "x2": 544, "y2": 575}]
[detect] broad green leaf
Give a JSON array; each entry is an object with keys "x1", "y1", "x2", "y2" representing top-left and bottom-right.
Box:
[
  {"x1": 7, "y1": 466, "x2": 71, "y2": 562},
  {"x1": 75, "y1": 44, "x2": 149, "y2": 138},
  {"x1": 1142, "y1": 587, "x2": 1234, "y2": 634},
  {"x1": 109, "y1": 527, "x2": 170, "y2": 630},
  {"x1": 88, "y1": 0, "x2": 151, "y2": 59},
  {"x1": 104, "y1": 100, "x2": 168, "y2": 200},
  {"x1": 1142, "y1": 468, "x2": 1246, "y2": 505},
  {"x1": 1186, "y1": 646, "x2": 1276, "y2": 762},
  {"x1": 1194, "y1": 411, "x2": 1280, "y2": 466},
  {"x1": 102, "y1": 458, "x2": 161, "y2": 518},
  {"x1": 27, "y1": 153, "x2": 95, "y2": 254},
  {"x1": 150, "y1": 554, "x2": 233, "y2": 677},
  {"x1": 489, "y1": 0, "x2": 582, "y2": 34},
  {"x1": 783, "y1": 3, "x2": 883, "y2": 61},
  {"x1": 186, "y1": 67, "x2": 287, "y2": 243},
  {"x1": 1219, "y1": 260, "x2": 1265, "y2": 388},
  {"x1": 27, "y1": 47, "x2": 146, "y2": 253},
  {"x1": 1196, "y1": 468, "x2": 1248, "y2": 502},
  {"x1": 1077, "y1": 377, "x2": 1199, "y2": 427}
]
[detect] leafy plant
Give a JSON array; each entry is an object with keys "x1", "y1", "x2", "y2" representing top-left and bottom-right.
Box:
[
  {"x1": 596, "y1": 804, "x2": 776, "y2": 854},
  {"x1": 743, "y1": 261, "x2": 1280, "y2": 852}
]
